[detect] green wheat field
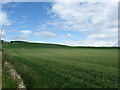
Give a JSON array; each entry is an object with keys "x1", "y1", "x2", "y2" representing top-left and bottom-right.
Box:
[{"x1": 2, "y1": 42, "x2": 118, "y2": 88}]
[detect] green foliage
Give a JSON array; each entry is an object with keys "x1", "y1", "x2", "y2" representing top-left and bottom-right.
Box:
[
  {"x1": 2, "y1": 53, "x2": 19, "y2": 89},
  {"x1": 2, "y1": 66, "x2": 19, "y2": 88},
  {"x1": 2, "y1": 43, "x2": 118, "y2": 88}
]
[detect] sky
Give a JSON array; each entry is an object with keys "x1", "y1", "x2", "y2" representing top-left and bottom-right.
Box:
[{"x1": 0, "y1": 0, "x2": 119, "y2": 46}]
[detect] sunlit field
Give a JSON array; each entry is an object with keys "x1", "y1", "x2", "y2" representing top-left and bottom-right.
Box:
[{"x1": 2, "y1": 42, "x2": 118, "y2": 88}]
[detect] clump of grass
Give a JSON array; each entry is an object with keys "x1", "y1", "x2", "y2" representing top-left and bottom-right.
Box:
[
  {"x1": 2, "y1": 63, "x2": 19, "y2": 88},
  {"x1": 2, "y1": 52, "x2": 24, "y2": 89}
]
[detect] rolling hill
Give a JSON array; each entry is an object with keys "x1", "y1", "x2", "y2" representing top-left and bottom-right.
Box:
[{"x1": 2, "y1": 41, "x2": 118, "y2": 88}]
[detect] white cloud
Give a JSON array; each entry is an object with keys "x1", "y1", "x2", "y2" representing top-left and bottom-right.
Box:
[
  {"x1": 34, "y1": 31, "x2": 56, "y2": 37},
  {"x1": 62, "y1": 28, "x2": 118, "y2": 46},
  {"x1": 20, "y1": 30, "x2": 32, "y2": 34},
  {"x1": 49, "y1": 2, "x2": 118, "y2": 46},
  {"x1": 0, "y1": 11, "x2": 11, "y2": 25},
  {"x1": 63, "y1": 40, "x2": 118, "y2": 47},
  {"x1": 87, "y1": 28, "x2": 118, "y2": 40},
  {"x1": 61, "y1": 33, "x2": 74, "y2": 38},
  {"x1": 67, "y1": 33, "x2": 73, "y2": 37},
  {"x1": 63, "y1": 28, "x2": 118, "y2": 46},
  {"x1": 0, "y1": 1, "x2": 12, "y2": 26},
  {"x1": 51, "y1": 2, "x2": 118, "y2": 31}
]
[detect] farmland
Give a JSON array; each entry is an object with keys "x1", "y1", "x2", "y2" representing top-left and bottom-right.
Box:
[{"x1": 2, "y1": 42, "x2": 118, "y2": 88}]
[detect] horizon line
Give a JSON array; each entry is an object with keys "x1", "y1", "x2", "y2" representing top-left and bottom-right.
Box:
[{"x1": 0, "y1": 40, "x2": 119, "y2": 47}]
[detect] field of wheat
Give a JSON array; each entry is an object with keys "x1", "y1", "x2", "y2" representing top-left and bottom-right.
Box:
[{"x1": 2, "y1": 42, "x2": 118, "y2": 88}]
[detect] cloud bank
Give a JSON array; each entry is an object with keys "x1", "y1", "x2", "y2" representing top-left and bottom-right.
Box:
[{"x1": 49, "y1": 1, "x2": 118, "y2": 46}]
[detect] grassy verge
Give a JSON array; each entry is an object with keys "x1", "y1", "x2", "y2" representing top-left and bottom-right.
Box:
[
  {"x1": 2, "y1": 65, "x2": 19, "y2": 88},
  {"x1": 2, "y1": 52, "x2": 20, "y2": 88}
]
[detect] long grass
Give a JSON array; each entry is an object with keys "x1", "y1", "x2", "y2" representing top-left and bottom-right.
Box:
[{"x1": 2, "y1": 42, "x2": 118, "y2": 88}]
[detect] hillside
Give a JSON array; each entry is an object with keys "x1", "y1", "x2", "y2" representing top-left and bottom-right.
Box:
[
  {"x1": 2, "y1": 41, "x2": 118, "y2": 88},
  {"x1": 2, "y1": 41, "x2": 70, "y2": 49},
  {"x1": 2, "y1": 41, "x2": 118, "y2": 49}
]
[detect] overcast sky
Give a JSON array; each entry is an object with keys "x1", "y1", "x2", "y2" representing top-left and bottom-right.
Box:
[{"x1": 1, "y1": 0, "x2": 119, "y2": 46}]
